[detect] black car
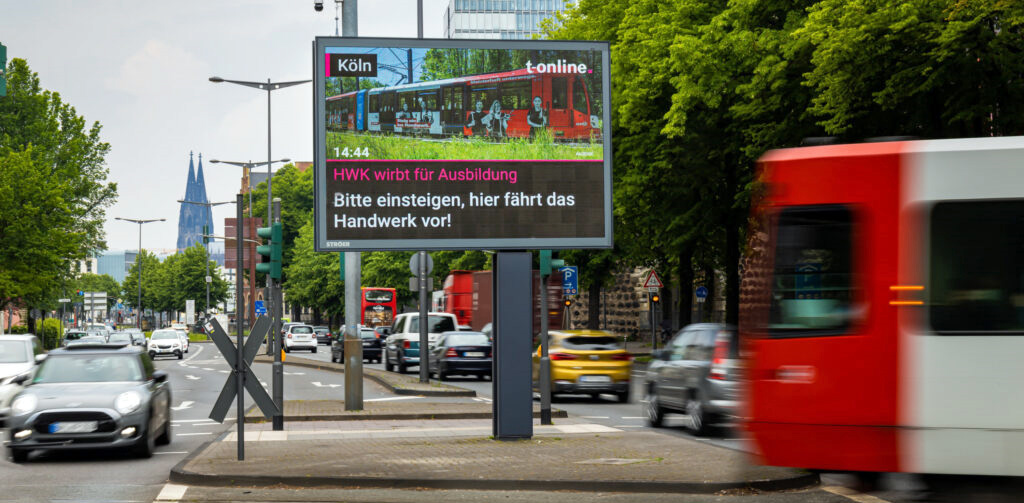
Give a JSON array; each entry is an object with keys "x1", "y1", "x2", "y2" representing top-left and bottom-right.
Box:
[
  {"x1": 331, "y1": 327, "x2": 382, "y2": 364},
  {"x1": 428, "y1": 331, "x2": 492, "y2": 380},
  {"x1": 5, "y1": 344, "x2": 172, "y2": 462},
  {"x1": 313, "y1": 326, "x2": 332, "y2": 345}
]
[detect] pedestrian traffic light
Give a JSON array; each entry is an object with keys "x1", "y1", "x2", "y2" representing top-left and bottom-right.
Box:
[
  {"x1": 539, "y1": 250, "x2": 565, "y2": 278},
  {"x1": 256, "y1": 222, "x2": 283, "y2": 280}
]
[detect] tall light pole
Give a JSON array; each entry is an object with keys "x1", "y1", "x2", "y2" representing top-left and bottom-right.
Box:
[
  {"x1": 115, "y1": 217, "x2": 165, "y2": 329},
  {"x1": 178, "y1": 200, "x2": 234, "y2": 322}
]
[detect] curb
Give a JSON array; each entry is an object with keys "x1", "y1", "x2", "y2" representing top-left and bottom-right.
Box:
[
  {"x1": 169, "y1": 450, "x2": 819, "y2": 494},
  {"x1": 252, "y1": 355, "x2": 476, "y2": 397},
  {"x1": 243, "y1": 409, "x2": 569, "y2": 423}
]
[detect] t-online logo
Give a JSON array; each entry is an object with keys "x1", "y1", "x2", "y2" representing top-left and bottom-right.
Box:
[{"x1": 526, "y1": 60, "x2": 590, "y2": 74}]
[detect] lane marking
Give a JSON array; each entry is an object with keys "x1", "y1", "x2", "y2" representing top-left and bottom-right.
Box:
[
  {"x1": 621, "y1": 416, "x2": 645, "y2": 419},
  {"x1": 175, "y1": 432, "x2": 212, "y2": 437},
  {"x1": 182, "y1": 345, "x2": 204, "y2": 362},
  {"x1": 191, "y1": 423, "x2": 219, "y2": 427},
  {"x1": 311, "y1": 381, "x2": 341, "y2": 388},
  {"x1": 202, "y1": 368, "x2": 215, "y2": 371},
  {"x1": 364, "y1": 396, "x2": 421, "y2": 402},
  {"x1": 284, "y1": 371, "x2": 306, "y2": 375},
  {"x1": 173, "y1": 419, "x2": 218, "y2": 423},
  {"x1": 613, "y1": 425, "x2": 645, "y2": 428},
  {"x1": 155, "y1": 451, "x2": 189, "y2": 455},
  {"x1": 822, "y1": 485, "x2": 894, "y2": 503},
  {"x1": 171, "y1": 401, "x2": 194, "y2": 411},
  {"x1": 185, "y1": 375, "x2": 200, "y2": 381},
  {"x1": 218, "y1": 370, "x2": 229, "y2": 373},
  {"x1": 581, "y1": 416, "x2": 609, "y2": 419},
  {"x1": 154, "y1": 483, "x2": 188, "y2": 501}
]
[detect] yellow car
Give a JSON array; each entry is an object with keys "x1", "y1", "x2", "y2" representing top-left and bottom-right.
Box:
[{"x1": 533, "y1": 330, "x2": 632, "y2": 402}]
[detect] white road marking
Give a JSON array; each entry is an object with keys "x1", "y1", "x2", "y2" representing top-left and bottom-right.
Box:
[
  {"x1": 218, "y1": 370, "x2": 229, "y2": 373},
  {"x1": 364, "y1": 396, "x2": 421, "y2": 402},
  {"x1": 581, "y1": 416, "x2": 609, "y2": 419},
  {"x1": 175, "y1": 432, "x2": 213, "y2": 437},
  {"x1": 183, "y1": 345, "x2": 204, "y2": 362},
  {"x1": 613, "y1": 425, "x2": 645, "y2": 428},
  {"x1": 472, "y1": 397, "x2": 492, "y2": 403},
  {"x1": 621, "y1": 416, "x2": 645, "y2": 419},
  {"x1": 191, "y1": 423, "x2": 219, "y2": 427},
  {"x1": 284, "y1": 371, "x2": 305, "y2": 375},
  {"x1": 171, "y1": 401, "x2": 194, "y2": 411},
  {"x1": 185, "y1": 375, "x2": 200, "y2": 380},
  {"x1": 202, "y1": 368, "x2": 215, "y2": 371},
  {"x1": 154, "y1": 483, "x2": 188, "y2": 501},
  {"x1": 155, "y1": 451, "x2": 189, "y2": 455},
  {"x1": 311, "y1": 381, "x2": 341, "y2": 388},
  {"x1": 822, "y1": 486, "x2": 894, "y2": 503}
]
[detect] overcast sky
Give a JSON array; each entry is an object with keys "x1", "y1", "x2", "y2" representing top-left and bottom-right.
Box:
[{"x1": 1, "y1": 0, "x2": 450, "y2": 252}]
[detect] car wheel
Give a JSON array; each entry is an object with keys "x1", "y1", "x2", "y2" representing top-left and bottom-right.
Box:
[
  {"x1": 312, "y1": 346, "x2": 317, "y2": 353},
  {"x1": 156, "y1": 418, "x2": 171, "y2": 446},
  {"x1": 437, "y1": 365, "x2": 447, "y2": 380},
  {"x1": 8, "y1": 448, "x2": 28, "y2": 463},
  {"x1": 134, "y1": 426, "x2": 155, "y2": 458},
  {"x1": 149, "y1": 351, "x2": 156, "y2": 360},
  {"x1": 645, "y1": 388, "x2": 665, "y2": 428},
  {"x1": 176, "y1": 351, "x2": 183, "y2": 360},
  {"x1": 284, "y1": 346, "x2": 290, "y2": 353},
  {"x1": 685, "y1": 396, "x2": 713, "y2": 436},
  {"x1": 616, "y1": 387, "x2": 631, "y2": 403},
  {"x1": 398, "y1": 360, "x2": 407, "y2": 374},
  {"x1": 476, "y1": 373, "x2": 487, "y2": 381},
  {"x1": 330, "y1": 352, "x2": 338, "y2": 363},
  {"x1": 384, "y1": 351, "x2": 394, "y2": 372}
]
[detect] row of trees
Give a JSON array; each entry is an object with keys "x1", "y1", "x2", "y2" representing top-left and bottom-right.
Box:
[
  {"x1": 121, "y1": 245, "x2": 230, "y2": 322},
  {"x1": 0, "y1": 58, "x2": 117, "y2": 331}
]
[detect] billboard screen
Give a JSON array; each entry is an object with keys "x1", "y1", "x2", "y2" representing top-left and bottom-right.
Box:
[{"x1": 314, "y1": 37, "x2": 612, "y2": 251}]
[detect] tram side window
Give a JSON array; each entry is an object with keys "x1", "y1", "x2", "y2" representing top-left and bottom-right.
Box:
[
  {"x1": 551, "y1": 77, "x2": 567, "y2": 109},
  {"x1": 769, "y1": 205, "x2": 854, "y2": 335},
  {"x1": 572, "y1": 79, "x2": 588, "y2": 115},
  {"x1": 470, "y1": 88, "x2": 495, "y2": 113},
  {"x1": 929, "y1": 201, "x2": 1024, "y2": 333},
  {"x1": 369, "y1": 94, "x2": 379, "y2": 114},
  {"x1": 500, "y1": 80, "x2": 531, "y2": 110}
]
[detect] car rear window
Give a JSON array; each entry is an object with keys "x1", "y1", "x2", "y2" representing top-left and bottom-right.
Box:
[
  {"x1": 35, "y1": 355, "x2": 143, "y2": 383},
  {"x1": 409, "y1": 315, "x2": 456, "y2": 333},
  {"x1": 292, "y1": 326, "x2": 313, "y2": 334},
  {"x1": 0, "y1": 340, "x2": 30, "y2": 363},
  {"x1": 65, "y1": 332, "x2": 87, "y2": 341},
  {"x1": 446, "y1": 334, "x2": 490, "y2": 346},
  {"x1": 561, "y1": 336, "x2": 621, "y2": 351},
  {"x1": 360, "y1": 330, "x2": 376, "y2": 339}
]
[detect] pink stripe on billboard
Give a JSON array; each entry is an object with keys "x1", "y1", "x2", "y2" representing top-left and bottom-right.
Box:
[{"x1": 324, "y1": 53, "x2": 332, "y2": 77}]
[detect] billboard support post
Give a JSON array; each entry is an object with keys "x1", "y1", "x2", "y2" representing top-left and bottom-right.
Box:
[
  {"x1": 493, "y1": 251, "x2": 533, "y2": 440},
  {"x1": 418, "y1": 250, "x2": 429, "y2": 383}
]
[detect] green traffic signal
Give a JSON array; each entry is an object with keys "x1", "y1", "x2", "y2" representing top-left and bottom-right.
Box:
[
  {"x1": 539, "y1": 249, "x2": 565, "y2": 278},
  {"x1": 255, "y1": 222, "x2": 283, "y2": 280}
]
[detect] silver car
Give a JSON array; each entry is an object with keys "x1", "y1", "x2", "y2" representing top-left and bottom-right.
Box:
[
  {"x1": 5, "y1": 344, "x2": 171, "y2": 462},
  {"x1": 644, "y1": 323, "x2": 742, "y2": 435},
  {"x1": 0, "y1": 335, "x2": 45, "y2": 426}
]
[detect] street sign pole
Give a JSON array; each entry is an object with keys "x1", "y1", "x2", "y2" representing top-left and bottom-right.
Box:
[
  {"x1": 271, "y1": 198, "x2": 285, "y2": 430},
  {"x1": 234, "y1": 193, "x2": 245, "y2": 460},
  {"x1": 418, "y1": 251, "x2": 429, "y2": 384},
  {"x1": 539, "y1": 253, "x2": 550, "y2": 425}
]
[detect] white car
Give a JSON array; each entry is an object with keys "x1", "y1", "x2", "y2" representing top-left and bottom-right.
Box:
[
  {"x1": 283, "y1": 325, "x2": 317, "y2": 353},
  {"x1": 148, "y1": 330, "x2": 183, "y2": 360},
  {"x1": 174, "y1": 330, "x2": 189, "y2": 353},
  {"x1": 0, "y1": 335, "x2": 44, "y2": 425}
]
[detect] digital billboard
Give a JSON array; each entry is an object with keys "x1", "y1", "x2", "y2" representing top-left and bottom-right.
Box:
[{"x1": 314, "y1": 37, "x2": 612, "y2": 251}]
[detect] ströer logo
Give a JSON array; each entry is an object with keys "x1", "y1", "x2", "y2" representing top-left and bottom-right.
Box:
[{"x1": 328, "y1": 53, "x2": 377, "y2": 77}]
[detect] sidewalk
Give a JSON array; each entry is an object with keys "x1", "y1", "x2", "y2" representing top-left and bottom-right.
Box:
[
  {"x1": 172, "y1": 401, "x2": 817, "y2": 494},
  {"x1": 243, "y1": 400, "x2": 568, "y2": 422}
]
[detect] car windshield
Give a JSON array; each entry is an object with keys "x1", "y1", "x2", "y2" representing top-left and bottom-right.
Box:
[
  {"x1": 314, "y1": 328, "x2": 329, "y2": 334},
  {"x1": 561, "y1": 335, "x2": 621, "y2": 351},
  {"x1": 408, "y1": 315, "x2": 456, "y2": 333},
  {"x1": 65, "y1": 332, "x2": 87, "y2": 341},
  {"x1": 360, "y1": 329, "x2": 376, "y2": 339},
  {"x1": 0, "y1": 340, "x2": 30, "y2": 363},
  {"x1": 445, "y1": 334, "x2": 490, "y2": 346},
  {"x1": 152, "y1": 331, "x2": 177, "y2": 340},
  {"x1": 34, "y1": 354, "x2": 143, "y2": 383},
  {"x1": 292, "y1": 326, "x2": 313, "y2": 334},
  {"x1": 107, "y1": 334, "x2": 132, "y2": 343}
]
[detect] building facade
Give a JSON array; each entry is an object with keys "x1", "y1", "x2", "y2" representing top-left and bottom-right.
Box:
[
  {"x1": 443, "y1": 0, "x2": 573, "y2": 39},
  {"x1": 97, "y1": 251, "x2": 138, "y2": 283}
]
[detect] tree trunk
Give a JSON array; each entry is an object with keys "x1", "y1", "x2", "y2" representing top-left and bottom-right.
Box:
[
  {"x1": 587, "y1": 280, "x2": 601, "y2": 329},
  {"x1": 678, "y1": 247, "x2": 694, "y2": 327},
  {"x1": 725, "y1": 164, "x2": 741, "y2": 326}
]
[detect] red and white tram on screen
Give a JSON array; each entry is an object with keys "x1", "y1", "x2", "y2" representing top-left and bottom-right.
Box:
[{"x1": 742, "y1": 136, "x2": 1024, "y2": 476}]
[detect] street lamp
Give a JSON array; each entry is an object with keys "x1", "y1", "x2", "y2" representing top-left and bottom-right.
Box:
[
  {"x1": 209, "y1": 159, "x2": 290, "y2": 218},
  {"x1": 178, "y1": 200, "x2": 235, "y2": 323},
  {"x1": 115, "y1": 217, "x2": 166, "y2": 329}
]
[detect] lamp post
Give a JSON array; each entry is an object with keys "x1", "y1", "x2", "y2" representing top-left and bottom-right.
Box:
[
  {"x1": 178, "y1": 200, "x2": 235, "y2": 323},
  {"x1": 115, "y1": 217, "x2": 165, "y2": 329}
]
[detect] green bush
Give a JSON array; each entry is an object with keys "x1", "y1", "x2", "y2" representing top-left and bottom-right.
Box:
[
  {"x1": 8, "y1": 324, "x2": 29, "y2": 334},
  {"x1": 34, "y1": 319, "x2": 64, "y2": 349}
]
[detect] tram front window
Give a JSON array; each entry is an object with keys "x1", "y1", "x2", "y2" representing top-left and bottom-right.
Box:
[{"x1": 929, "y1": 200, "x2": 1024, "y2": 333}]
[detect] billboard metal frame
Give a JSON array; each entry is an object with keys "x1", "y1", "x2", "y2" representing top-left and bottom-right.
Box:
[{"x1": 313, "y1": 36, "x2": 612, "y2": 252}]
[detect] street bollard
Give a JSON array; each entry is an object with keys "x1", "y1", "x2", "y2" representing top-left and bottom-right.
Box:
[{"x1": 343, "y1": 333, "x2": 363, "y2": 410}]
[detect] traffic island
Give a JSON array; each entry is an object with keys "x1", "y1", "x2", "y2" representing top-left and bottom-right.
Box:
[
  {"x1": 242, "y1": 400, "x2": 568, "y2": 423},
  {"x1": 252, "y1": 354, "x2": 476, "y2": 397},
  {"x1": 170, "y1": 425, "x2": 817, "y2": 494}
]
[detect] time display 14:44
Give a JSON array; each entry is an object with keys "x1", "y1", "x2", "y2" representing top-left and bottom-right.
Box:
[{"x1": 334, "y1": 147, "x2": 370, "y2": 158}]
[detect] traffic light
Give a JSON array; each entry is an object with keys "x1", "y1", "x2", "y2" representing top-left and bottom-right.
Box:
[
  {"x1": 202, "y1": 225, "x2": 209, "y2": 245},
  {"x1": 564, "y1": 298, "x2": 572, "y2": 307},
  {"x1": 651, "y1": 293, "x2": 660, "y2": 304},
  {"x1": 256, "y1": 222, "x2": 283, "y2": 280},
  {"x1": 539, "y1": 250, "x2": 565, "y2": 277},
  {"x1": 0, "y1": 43, "x2": 6, "y2": 97}
]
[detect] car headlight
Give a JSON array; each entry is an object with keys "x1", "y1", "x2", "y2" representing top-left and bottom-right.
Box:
[
  {"x1": 12, "y1": 394, "x2": 37, "y2": 415},
  {"x1": 115, "y1": 391, "x2": 142, "y2": 414}
]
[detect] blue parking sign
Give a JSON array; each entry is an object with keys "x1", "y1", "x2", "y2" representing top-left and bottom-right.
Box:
[
  {"x1": 254, "y1": 300, "x2": 267, "y2": 316},
  {"x1": 560, "y1": 266, "x2": 578, "y2": 296}
]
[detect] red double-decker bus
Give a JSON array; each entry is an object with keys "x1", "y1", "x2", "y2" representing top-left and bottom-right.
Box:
[{"x1": 361, "y1": 287, "x2": 397, "y2": 328}]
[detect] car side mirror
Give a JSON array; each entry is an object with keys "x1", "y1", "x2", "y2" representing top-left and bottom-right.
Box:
[
  {"x1": 12, "y1": 373, "x2": 31, "y2": 385},
  {"x1": 152, "y1": 370, "x2": 168, "y2": 383},
  {"x1": 34, "y1": 354, "x2": 47, "y2": 365}
]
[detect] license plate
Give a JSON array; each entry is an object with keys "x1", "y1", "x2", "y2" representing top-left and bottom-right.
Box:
[
  {"x1": 465, "y1": 352, "x2": 485, "y2": 358},
  {"x1": 362, "y1": 342, "x2": 373, "y2": 346},
  {"x1": 50, "y1": 421, "x2": 98, "y2": 434},
  {"x1": 579, "y1": 375, "x2": 612, "y2": 383}
]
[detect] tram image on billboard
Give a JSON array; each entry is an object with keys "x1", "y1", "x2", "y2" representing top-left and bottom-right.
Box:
[{"x1": 324, "y1": 46, "x2": 605, "y2": 161}]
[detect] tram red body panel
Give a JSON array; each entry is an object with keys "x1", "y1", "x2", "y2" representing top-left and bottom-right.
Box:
[{"x1": 745, "y1": 142, "x2": 907, "y2": 472}]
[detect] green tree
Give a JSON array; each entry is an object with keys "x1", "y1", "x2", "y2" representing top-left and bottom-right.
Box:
[
  {"x1": 72, "y1": 273, "x2": 121, "y2": 309},
  {"x1": 165, "y1": 244, "x2": 229, "y2": 314},
  {"x1": 249, "y1": 164, "x2": 314, "y2": 278},
  {"x1": 0, "y1": 58, "x2": 116, "y2": 315},
  {"x1": 121, "y1": 251, "x2": 161, "y2": 314}
]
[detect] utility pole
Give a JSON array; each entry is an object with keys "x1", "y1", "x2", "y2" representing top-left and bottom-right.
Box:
[
  {"x1": 271, "y1": 199, "x2": 285, "y2": 430},
  {"x1": 341, "y1": 0, "x2": 364, "y2": 411}
]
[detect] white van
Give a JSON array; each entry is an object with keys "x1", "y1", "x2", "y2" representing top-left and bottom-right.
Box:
[{"x1": 382, "y1": 312, "x2": 458, "y2": 373}]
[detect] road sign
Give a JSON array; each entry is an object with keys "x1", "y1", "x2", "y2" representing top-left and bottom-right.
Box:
[
  {"x1": 560, "y1": 266, "x2": 578, "y2": 296},
  {"x1": 648, "y1": 287, "x2": 659, "y2": 293},
  {"x1": 206, "y1": 316, "x2": 278, "y2": 422},
  {"x1": 642, "y1": 270, "x2": 664, "y2": 289},
  {"x1": 695, "y1": 286, "x2": 709, "y2": 303},
  {"x1": 58, "y1": 298, "x2": 71, "y2": 303},
  {"x1": 254, "y1": 300, "x2": 267, "y2": 316},
  {"x1": 409, "y1": 253, "x2": 434, "y2": 275},
  {"x1": 205, "y1": 275, "x2": 212, "y2": 283}
]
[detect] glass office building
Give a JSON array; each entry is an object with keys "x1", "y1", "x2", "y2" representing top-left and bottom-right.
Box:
[{"x1": 444, "y1": 0, "x2": 574, "y2": 39}]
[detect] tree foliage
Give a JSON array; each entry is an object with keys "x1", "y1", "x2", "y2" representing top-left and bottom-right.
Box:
[
  {"x1": 0, "y1": 58, "x2": 116, "y2": 312},
  {"x1": 72, "y1": 273, "x2": 121, "y2": 309},
  {"x1": 121, "y1": 246, "x2": 227, "y2": 316}
]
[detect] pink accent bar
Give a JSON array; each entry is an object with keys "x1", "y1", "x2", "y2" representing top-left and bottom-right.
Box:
[
  {"x1": 326, "y1": 158, "x2": 602, "y2": 163},
  {"x1": 324, "y1": 54, "x2": 331, "y2": 77}
]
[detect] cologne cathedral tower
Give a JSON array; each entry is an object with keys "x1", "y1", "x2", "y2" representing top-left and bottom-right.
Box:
[{"x1": 176, "y1": 152, "x2": 215, "y2": 251}]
